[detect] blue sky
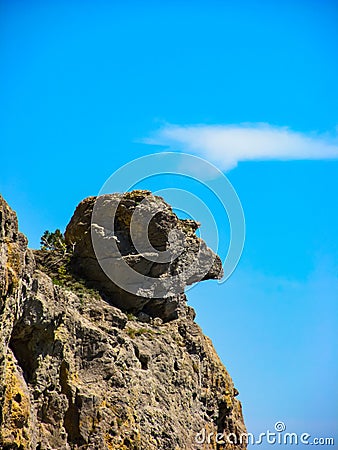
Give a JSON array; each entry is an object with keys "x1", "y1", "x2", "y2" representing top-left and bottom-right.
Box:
[{"x1": 1, "y1": 0, "x2": 337, "y2": 447}]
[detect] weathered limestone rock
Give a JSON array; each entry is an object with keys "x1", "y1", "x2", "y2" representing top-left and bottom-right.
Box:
[
  {"x1": 0, "y1": 194, "x2": 246, "y2": 449},
  {"x1": 65, "y1": 191, "x2": 223, "y2": 322},
  {"x1": 0, "y1": 196, "x2": 36, "y2": 449}
]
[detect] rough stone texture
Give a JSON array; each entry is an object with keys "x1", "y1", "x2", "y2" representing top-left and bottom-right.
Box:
[
  {"x1": 0, "y1": 194, "x2": 246, "y2": 449},
  {"x1": 65, "y1": 191, "x2": 223, "y2": 322}
]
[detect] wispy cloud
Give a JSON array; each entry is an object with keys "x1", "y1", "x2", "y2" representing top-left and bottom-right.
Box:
[{"x1": 143, "y1": 123, "x2": 338, "y2": 171}]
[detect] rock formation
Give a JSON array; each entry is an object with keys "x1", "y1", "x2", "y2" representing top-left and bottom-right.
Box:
[
  {"x1": 64, "y1": 191, "x2": 223, "y2": 322},
  {"x1": 0, "y1": 193, "x2": 246, "y2": 449}
]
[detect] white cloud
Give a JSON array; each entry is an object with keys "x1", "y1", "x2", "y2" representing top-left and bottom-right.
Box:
[{"x1": 143, "y1": 123, "x2": 338, "y2": 171}]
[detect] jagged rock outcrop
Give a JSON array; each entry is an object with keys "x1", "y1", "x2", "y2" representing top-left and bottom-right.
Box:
[
  {"x1": 0, "y1": 194, "x2": 246, "y2": 449},
  {"x1": 64, "y1": 191, "x2": 223, "y2": 322}
]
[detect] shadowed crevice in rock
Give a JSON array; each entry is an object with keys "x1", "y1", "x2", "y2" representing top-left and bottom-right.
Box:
[
  {"x1": 60, "y1": 361, "x2": 85, "y2": 447},
  {"x1": 9, "y1": 334, "x2": 40, "y2": 386}
]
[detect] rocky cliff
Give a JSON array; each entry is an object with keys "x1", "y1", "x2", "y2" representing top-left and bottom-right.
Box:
[{"x1": 0, "y1": 192, "x2": 246, "y2": 449}]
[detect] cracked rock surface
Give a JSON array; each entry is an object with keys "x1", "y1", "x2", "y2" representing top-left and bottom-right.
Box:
[
  {"x1": 0, "y1": 194, "x2": 246, "y2": 449},
  {"x1": 65, "y1": 191, "x2": 223, "y2": 322}
]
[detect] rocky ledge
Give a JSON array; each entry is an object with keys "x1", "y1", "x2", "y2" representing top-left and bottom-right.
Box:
[{"x1": 0, "y1": 193, "x2": 246, "y2": 449}]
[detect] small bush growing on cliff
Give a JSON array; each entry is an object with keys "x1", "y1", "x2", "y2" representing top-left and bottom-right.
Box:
[
  {"x1": 39, "y1": 229, "x2": 70, "y2": 283},
  {"x1": 37, "y1": 229, "x2": 99, "y2": 300},
  {"x1": 40, "y1": 229, "x2": 66, "y2": 253}
]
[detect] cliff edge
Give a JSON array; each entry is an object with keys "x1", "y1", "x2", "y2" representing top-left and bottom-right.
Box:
[{"x1": 0, "y1": 193, "x2": 246, "y2": 449}]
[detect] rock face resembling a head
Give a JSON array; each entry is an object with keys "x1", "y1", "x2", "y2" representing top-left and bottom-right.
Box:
[{"x1": 65, "y1": 191, "x2": 223, "y2": 322}]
